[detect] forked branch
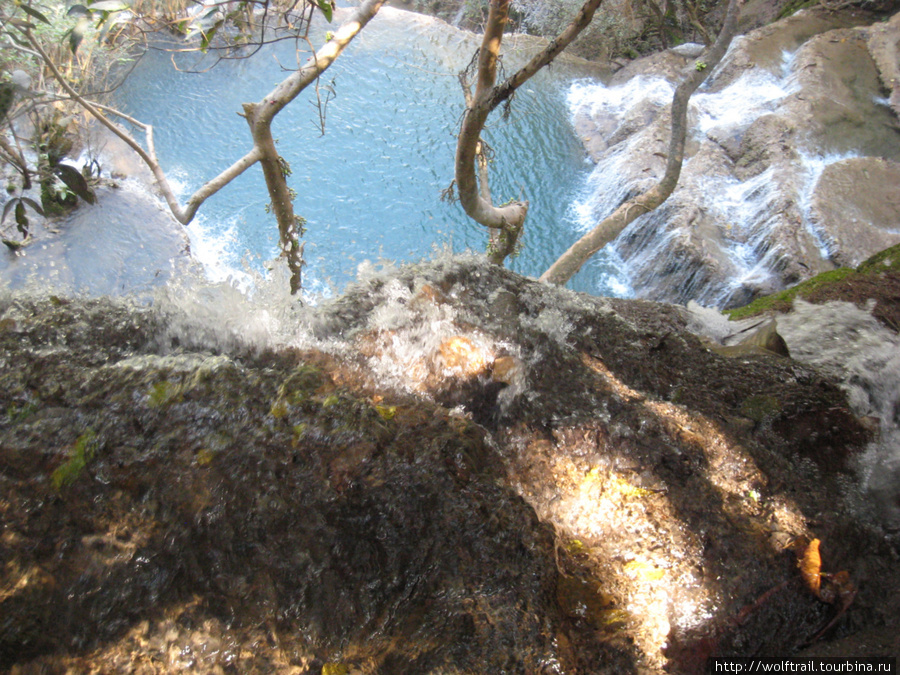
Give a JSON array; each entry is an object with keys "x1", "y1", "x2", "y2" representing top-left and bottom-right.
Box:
[{"x1": 540, "y1": 0, "x2": 742, "y2": 286}]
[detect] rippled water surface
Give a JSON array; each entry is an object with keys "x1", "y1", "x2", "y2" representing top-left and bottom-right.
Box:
[{"x1": 114, "y1": 8, "x2": 622, "y2": 295}]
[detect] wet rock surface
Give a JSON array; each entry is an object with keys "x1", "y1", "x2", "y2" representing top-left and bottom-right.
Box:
[
  {"x1": 3, "y1": 257, "x2": 898, "y2": 673},
  {"x1": 570, "y1": 6, "x2": 900, "y2": 308},
  {"x1": 0, "y1": 295, "x2": 573, "y2": 672}
]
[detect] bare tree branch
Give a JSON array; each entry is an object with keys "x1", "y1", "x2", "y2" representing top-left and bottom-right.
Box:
[
  {"x1": 455, "y1": 0, "x2": 605, "y2": 265},
  {"x1": 20, "y1": 0, "x2": 385, "y2": 294},
  {"x1": 540, "y1": 0, "x2": 742, "y2": 286}
]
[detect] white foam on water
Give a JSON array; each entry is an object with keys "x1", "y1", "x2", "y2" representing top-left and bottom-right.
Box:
[
  {"x1": 569, "y1": 144, "x2": 637, "y2": 232},
  {"x1": 796, "y1": 150, "x2": 861, "y2": 259},
  {"x1": 564, "y1": 58, "x2": 800, "y2": 303},
  {"x1": 693, "y1": 67, "x2": 797, "y2": 136},
  {"x1": 153, "y1": 167, "x2": 257, "y2": 290},
  {"x1": 567, "y1": 76, "x2": 675, "y2": 123},
  {"x1": 701, "y1": 168, "x2": 783, "y2": 303}
]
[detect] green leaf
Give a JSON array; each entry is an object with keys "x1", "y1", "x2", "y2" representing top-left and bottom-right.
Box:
[
  {"x1": 7, "y1": 17, "x2": 36, "y2": 29},
  {"x1": 19, "y1": 4, "x2": 52, "y2": 25},
  {"x1": 2, "y1": 238, "x2": 25, "y2": 251},
  {"x1": 54, "y1": 164, "x2": 96, "y2": 204},
  {"x1": 14, "y1": 202, "x2": 28, "y2": 235},
  {"x1": 95, "y1": 10, "x2": 111, "y2": 29},
  {"x1": 66, "y1": 4, "x2": 91, "y2": 17},
  {"x1": 67, "y1": 16, "x2": 91, "y2": 54},
  {"x1": 313, "y1": 0, "x2": 334, "y2": 22},
  {"x1": 0, "y1": 83, "x2": 16, "y2": 121},
  {"x1": 19, "y1": 197, "x2": 44, "y2": 216},
  {"x1": 1, "y1": 198, "x2": 17, "y2": 225},
  {"x1": 6, "y1": 31, "x2": 31, "y2": 48},
  {"x1": 199, "y1": 19, "x2": 222, "y2": 52}
]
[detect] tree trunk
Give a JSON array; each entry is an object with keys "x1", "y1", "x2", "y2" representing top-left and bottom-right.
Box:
[
  {"x1": 243, "y1": 102, "x2": 305, "y2": 294},
  {"x1": 539, "y1": 0, "x2": 741, "y2": 287}
]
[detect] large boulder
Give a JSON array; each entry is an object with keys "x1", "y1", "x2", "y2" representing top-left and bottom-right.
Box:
[{"x1": 3, "y1": 257, "x2": 897, "y2": 672}]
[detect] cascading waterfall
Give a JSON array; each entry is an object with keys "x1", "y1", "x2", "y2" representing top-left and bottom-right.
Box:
[
  {"x1": 563, "y1": 49, "x2": 804, "y2": 300},
  {"x1": 796, "y1": 150, "x2": 864, "y2": 260},
  {"x1": 699, "y1": 167, "x2": 784, "y2": 305},
  {"x1": 692, "y1": 48, "x2": 800, "y2": 135},
  {"x1": 562, "y1": 29, "x2": 896, "y2": 305}
]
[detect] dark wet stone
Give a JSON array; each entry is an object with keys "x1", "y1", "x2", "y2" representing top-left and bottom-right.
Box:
[{"x1": 1, "y1": 258, "x2": 898, "y2": 673}]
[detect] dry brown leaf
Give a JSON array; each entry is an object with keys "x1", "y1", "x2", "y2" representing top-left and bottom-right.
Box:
[{"x1": 799, "y1": 538, "x2": 822, "y2": 597}]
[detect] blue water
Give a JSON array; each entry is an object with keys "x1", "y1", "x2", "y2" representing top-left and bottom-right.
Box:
[{"x1": 115, "y1": 7, "x2": 625, "y2": 295}]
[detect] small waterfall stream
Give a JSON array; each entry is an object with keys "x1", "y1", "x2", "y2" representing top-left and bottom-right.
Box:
[
  {"x1": 796, "y1": 150, "x2": 863, "y2": 259},
  {"x1": 565, "y1": 20, "x2": 900, "y2": 305},
  {"x1": 688, "y1": 298, "x2": 900, "y2": 531},
  {"x1": 564, "y1": 51, "x2": 808, "y2": 302}
]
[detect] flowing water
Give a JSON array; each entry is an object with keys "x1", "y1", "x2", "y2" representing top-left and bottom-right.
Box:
[
  {"x1": 563, "y1": 34, "x2": 899, "y2": 305},
  {"x1": 563, "y1": 46, "x2": 813, "y2": 303},
  {"x1": 111, "y1": 7, "x2": 624, "y2": 296}
]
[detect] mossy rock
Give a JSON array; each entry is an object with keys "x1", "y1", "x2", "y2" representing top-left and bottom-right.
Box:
[
  {"x1": 726, "y1": 243, "x2": 900, "y2": 326},
  {"x1": 726, "y1": 268, "x2": 856, "y2": 320},
  {"x1": 740, "y1": 394, "x2": 781, "y2": 423},
  {"x1": 857, "y1": 244, "x2": 900, "y2": 275}
]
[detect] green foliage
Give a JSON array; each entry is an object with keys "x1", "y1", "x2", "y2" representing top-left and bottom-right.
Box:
[
  {"x1": 278, "y1": 155, "x2": 292, "y2": 178},
  {"x1": 0, "y1": 2, "x2": 107, "y2": 237},
  {"x1": 1, "y1": 197, "x2": 44, "y2": 241},
  {"x1": 0, "y1": 82, "x2": 17, "y2": 121},
  {"x1": 53, "y1": 163, "x2": 96, "y2": 204},
  {"x1": 65, "y1": 0, "x2": 130, "y2": 54},
  {"x1": 313, "y1": 0, "x2": 335, "y2": 22},
  {"x1": 51, "y1": 429, "x2": 98, "y2": 490},
  {"x1": 19, "y1": 3, "x2": 52, "y2": 25}
]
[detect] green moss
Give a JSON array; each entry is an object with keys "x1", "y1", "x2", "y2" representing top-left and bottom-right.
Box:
[
  {"x1": 7, "y1": 402, "x2": 38, "y2": 423},
  {"x1": 148, "y1": 380, "x2": 183, "y2": 408},
  {"x1": 726, "y1": 268, "x2": 855, "y2": 320},
  {"x1": 857, "y1": 243, "x2": 900, "y2": 275},
  {"x1": 271, "y1": 365, "x2": 327, "y2": 418},
  {"x1": 740, "y1": 395, "x2": 781, "y2": 423},
  {"x1": 270, "y1": 399, "x2": 289, "y2": 419},
  {"x1": 777, "y1": 0, "x2": 818, "y2": 20},
  {"x1": 322, "y1": 665, "x2": 349, "y2": 675},
  {"x1": 277, "y1": 365, "x2": 324, "y2": 405},
  {"x1": 727, "y1": 243, "x2": 900, "y2": 321},
  {"x1": 322, "y1": 394, "x2": 341, "y2": 408},
  {"x1": 51, "y1": 429, "x2": 98, "y2": 489}
]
